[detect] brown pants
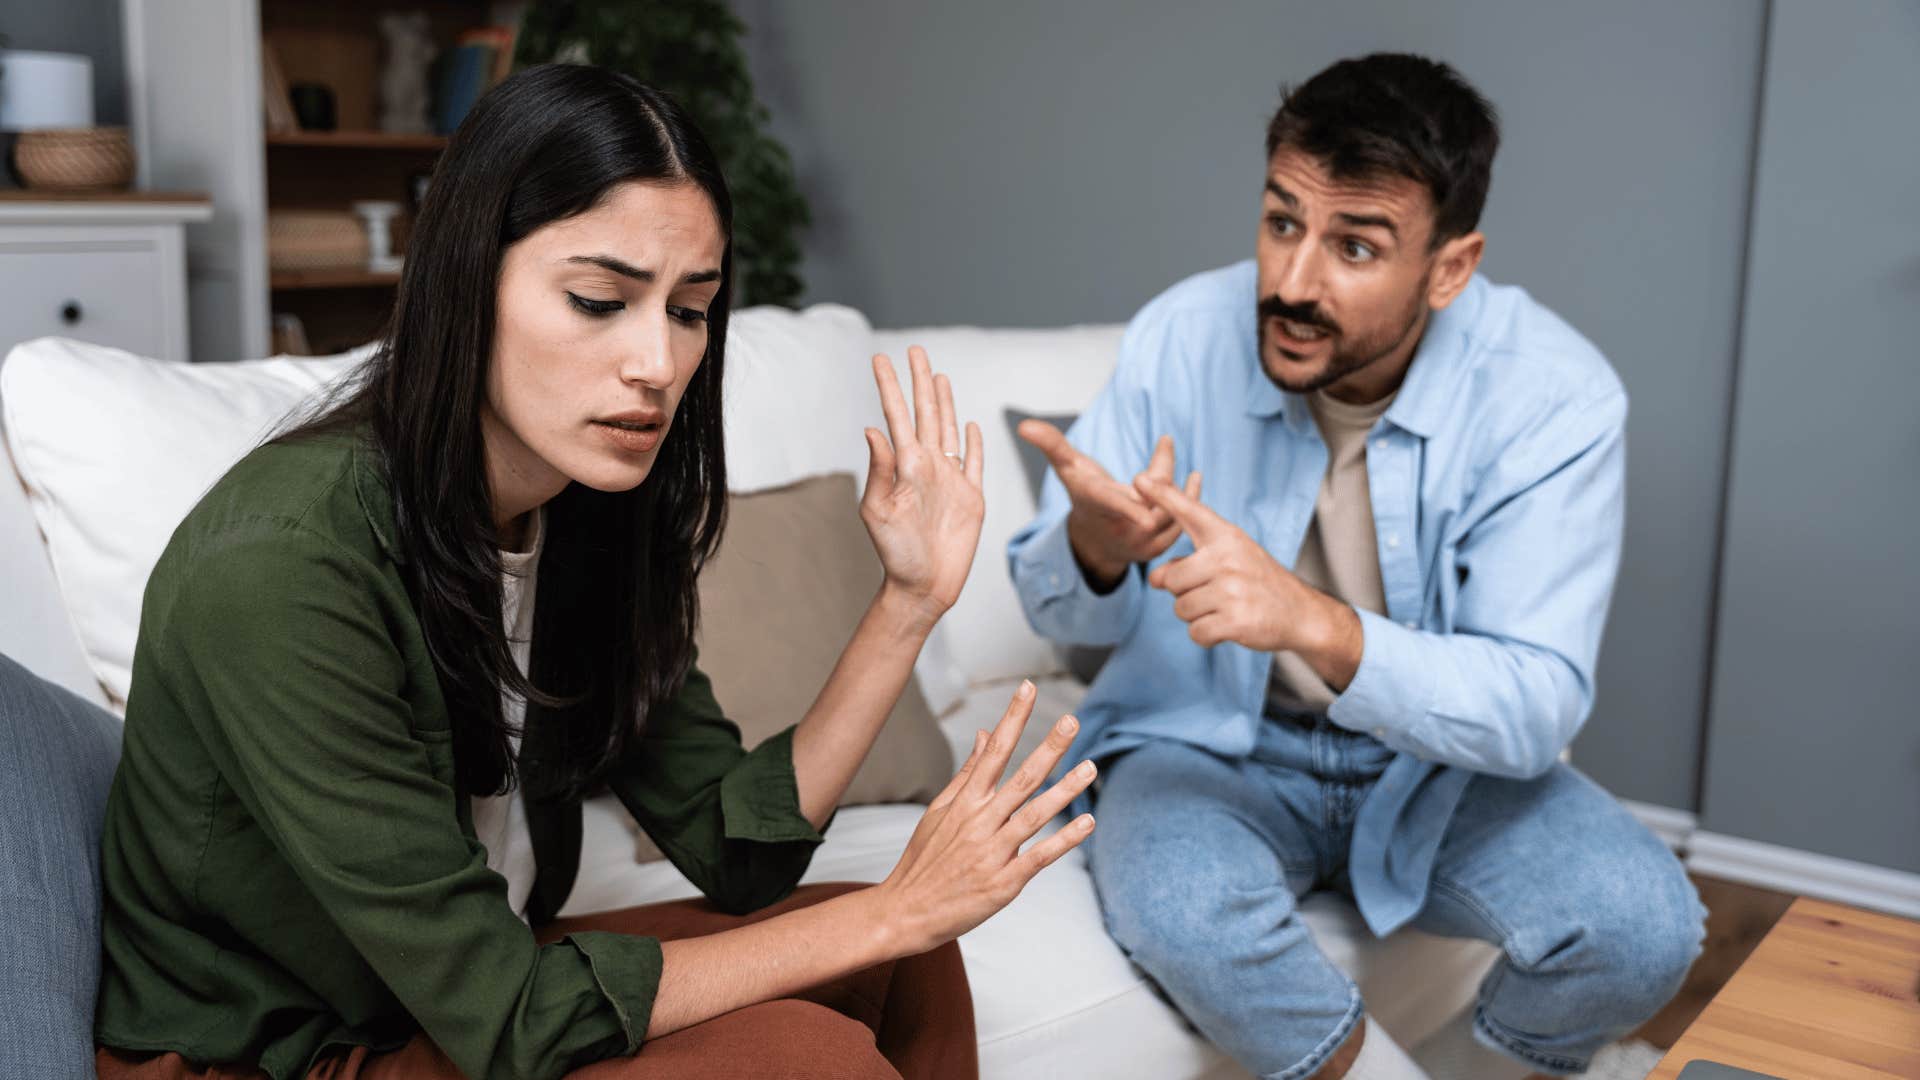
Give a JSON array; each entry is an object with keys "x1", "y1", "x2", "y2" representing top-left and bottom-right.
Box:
[{"x1": 97, "y1": 883, "x2": 977, "y2": 1080}]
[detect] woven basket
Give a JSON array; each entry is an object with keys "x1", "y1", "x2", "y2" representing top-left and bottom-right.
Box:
[
  {"x1": 14, "y1": 127, "x2": 135, "y2": 192},
  {"x1": 267, "y1": 211, "x2": 370, "y2": 271}
]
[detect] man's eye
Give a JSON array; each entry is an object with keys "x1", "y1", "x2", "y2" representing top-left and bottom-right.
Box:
[
  {"x1": 567, "y1": 292, "x2": 624, "y2": 317},
  {"x1": 1267, "y1": 215, "x2": 1296, "y2": 236},
  {"x1": 1342, "y1": 240, "x2": 1376, "y2": 262},
  {"x1": 668, "y1": 306, "x2": 709, "y2": 325}
]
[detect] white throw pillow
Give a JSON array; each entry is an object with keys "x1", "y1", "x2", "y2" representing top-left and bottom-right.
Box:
[
  {"x1": 1, "y1": 337, "x2": 370, "y2": 704},
  {"x1": 0, "y1": 304, "x2": 975, "y2": 711},
  {"x1": 719, "y1": 303, "x2": 878, "y2": 492},
  {"x1": 870, "y1": 324, "x2": 1125, "y2": 688}
]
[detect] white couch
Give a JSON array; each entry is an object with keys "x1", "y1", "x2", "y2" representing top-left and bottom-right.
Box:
[{"x1": 0, "y1": 306, "x2": 1496, "y2": 1080}]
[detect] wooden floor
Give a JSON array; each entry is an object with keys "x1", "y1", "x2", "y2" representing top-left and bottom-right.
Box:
[{"x1": 1633, "y1": 874, "x2": 1799, "y2": 1050}]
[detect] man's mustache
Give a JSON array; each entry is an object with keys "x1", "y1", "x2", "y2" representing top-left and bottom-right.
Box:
[{"x1": 1259, "y1": 295, "x2": 1340, "y2": 337}]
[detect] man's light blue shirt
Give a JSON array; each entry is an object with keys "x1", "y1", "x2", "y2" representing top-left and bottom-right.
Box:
[{"x1": 1008, "y1": 260, "x2": 1628, "y2": 936}]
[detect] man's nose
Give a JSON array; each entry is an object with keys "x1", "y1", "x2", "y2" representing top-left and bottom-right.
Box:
[{"x1": 1272, "y1": 242, "x2": 1326, "y2": 307}]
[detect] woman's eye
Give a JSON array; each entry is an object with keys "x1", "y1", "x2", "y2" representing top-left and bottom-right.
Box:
[
  {"x1": 668, "y1": 306, "x2": 709, "y2": 326},
  {"x1": 567, "y1": 292, "x2": 624, "y2": 317}
]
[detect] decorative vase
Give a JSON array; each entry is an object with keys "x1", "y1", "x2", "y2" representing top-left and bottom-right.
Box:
[{"x1": 14, "y1": 126, "x2": 135, "y2": 192}]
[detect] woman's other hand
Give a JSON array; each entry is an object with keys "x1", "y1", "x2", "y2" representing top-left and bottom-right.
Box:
[
  {"x1": 872, "y1": 679, "x2": 1097, "y2": 956},
  {"x1": 861, "y1": 346, "x2": 986, "y2": 629}
]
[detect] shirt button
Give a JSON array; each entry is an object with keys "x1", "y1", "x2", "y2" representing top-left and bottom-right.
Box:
[
  {"x1": 1403, "y1": 620, "x2": 1417, "y2": 630},
  {"x1": 1385, "y1": 533, "x2": 1401, "y2": 550},
  {"x1": 1049, "y1": 573, "x2": 1062, "y2": 589},
  {"x1": 1372, "y1": 727, "x2": 1386, "y2": 738},
  {"x1": 1373, "y1": 440, "x2": 1389, "y2": 454}
]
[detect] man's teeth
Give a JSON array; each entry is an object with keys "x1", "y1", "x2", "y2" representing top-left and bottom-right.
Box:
[{"x1": 1281, "y1": 318, "x2": 1329, "y2": 341}]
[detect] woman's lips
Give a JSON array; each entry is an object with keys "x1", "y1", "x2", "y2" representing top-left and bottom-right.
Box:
[{"x1": 592, "y1": 420, "x2": 663, "y2": 454}]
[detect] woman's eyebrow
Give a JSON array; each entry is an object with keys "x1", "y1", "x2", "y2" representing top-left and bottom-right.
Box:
[{"x1": 564, "y1": 254, "x2": 721, "y2": 285}]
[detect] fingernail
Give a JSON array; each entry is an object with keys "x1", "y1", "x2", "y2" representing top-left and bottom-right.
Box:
[
  {"x1": 1056, "y1": 715, "x2": 1077, "y2": 735},
  {"x1": 1019, "y1": 679, "x2": 1035, "y2": 699},
  {"x1": 1078, "y1": 814, "x2": 1096, "y2": 830},
  {"x1": 1078, "y1": 760, "x2": 1096, "y2": 778}
]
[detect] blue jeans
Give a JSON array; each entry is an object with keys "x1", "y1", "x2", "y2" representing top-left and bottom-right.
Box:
[{"x1": 1086, "y1": 716, "x2": 1705, "y2": 1079}]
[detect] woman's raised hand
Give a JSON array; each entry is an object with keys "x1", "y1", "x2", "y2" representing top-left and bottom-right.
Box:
[
  {"x1": 861, "y1": 346, "x2": 986, "y2": 625},
  {"x1": 871, "y1": 680, "x2": 1097, "y2": 957}
]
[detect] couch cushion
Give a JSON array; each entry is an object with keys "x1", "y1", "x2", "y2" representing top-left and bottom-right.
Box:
[
  {"x1": 0, "y1": 651, "x2": 123, "y2": 1079},
  {"x1": 871, "y1": 325, "x2": 1125, "y2": 687}
]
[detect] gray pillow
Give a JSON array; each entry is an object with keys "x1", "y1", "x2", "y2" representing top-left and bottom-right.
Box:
[
  {"x1": 0, "y1": 651, "x2": 123, "y2": 1078},
  {"x1": 1002, "y1": 408, "x2": 1113, "y2": 685}
]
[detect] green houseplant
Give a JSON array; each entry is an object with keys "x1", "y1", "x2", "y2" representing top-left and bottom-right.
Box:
[{"x1": 515, "y1": 0, "x2": 811, "y2": 307}]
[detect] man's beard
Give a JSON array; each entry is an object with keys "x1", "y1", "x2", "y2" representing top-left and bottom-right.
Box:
[{"x1": 1257, "y1": 280, "x2": 1429, "y2": 396}]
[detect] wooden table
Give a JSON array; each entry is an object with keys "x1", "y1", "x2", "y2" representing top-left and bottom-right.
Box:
[{"x1": 1650, "y1": 897, "x2": 1920, "y2": 1079}]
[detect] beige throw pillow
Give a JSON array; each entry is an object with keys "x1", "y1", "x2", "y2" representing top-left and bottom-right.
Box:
[{"x1": 632, "y1": 472, "x2": 953, "y2": 862}]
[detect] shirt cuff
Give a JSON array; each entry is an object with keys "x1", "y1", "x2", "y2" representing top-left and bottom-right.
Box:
[
  {"x1": 562, "y1": 930, "x2": 664, "y2": 1053},
  {"x1": 1013, "y1": 512, "x2": 1142, "y2": 639},
  {"x1": 1325, "y1": 608, "x2": 1439, "y2": 749},
  {"x1": 718, "y1": 725, "x2": 828, "y2": 845}
]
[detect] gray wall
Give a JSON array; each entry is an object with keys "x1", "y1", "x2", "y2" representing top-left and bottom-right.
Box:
[
  {"x1": 1701, "y1": 1, "x2": 1920, "y2": 873},
  {"x1": 737, "y1": 0, "x2": 1770, "y2": 812},
  {"x1": 0, "y1": 0, "x2": 127, "y2": 125}
]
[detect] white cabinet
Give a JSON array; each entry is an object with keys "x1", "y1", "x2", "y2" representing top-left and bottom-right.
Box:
[{"x1": 0, "y1": 198, "x2": 211, "y2": 365}]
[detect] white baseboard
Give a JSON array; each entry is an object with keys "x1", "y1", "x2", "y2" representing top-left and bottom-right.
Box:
[
  {"x1": 1685, "y1": 830, "x2": 1920, "y2": 919},
  {"x1": 1620, "y1": 799, "x2": 1697, "y2": 852}
]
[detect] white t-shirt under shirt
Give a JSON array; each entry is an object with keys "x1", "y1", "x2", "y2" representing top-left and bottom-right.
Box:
[
  {"x1": 1265, "y1": 387, "x2": 1397, "y2": 716},
  {"x1": 470, "y1": 507, "x2": 545, "y2": 922}
]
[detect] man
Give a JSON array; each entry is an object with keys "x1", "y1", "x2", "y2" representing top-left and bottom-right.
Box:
[{"x1": 1008, "y1": 54, "x2": 1704, "y2": 1080}]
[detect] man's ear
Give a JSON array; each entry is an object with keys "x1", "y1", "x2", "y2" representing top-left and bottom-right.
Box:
[{"x1": 1426, "y1": 231, "x2": 1485, "y2": 310}]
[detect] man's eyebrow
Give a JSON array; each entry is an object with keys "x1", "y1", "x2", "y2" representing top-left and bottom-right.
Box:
[
  {"x1": 1334, "y1": 212, "x2": 1398, "y2": 237},
  {"x1": 564, "y1": 254, "x2": 722, "y2": 285},
  {"x1": 1264, "y1": 180, "x2": 1297, "y2": 206}
]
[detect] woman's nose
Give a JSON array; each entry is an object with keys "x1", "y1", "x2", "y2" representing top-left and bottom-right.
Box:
[{"x1": 618, "y1": 315, "x2": 677, "y2": 387}]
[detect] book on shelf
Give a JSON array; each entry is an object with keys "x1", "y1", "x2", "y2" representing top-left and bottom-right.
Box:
[
  {"x1": 433, "y1": 42, "x2": 494, "y2": 135},
  {"x1": 433, "y1": 26, "x2": 520, "y2": 136},
  {"x1": 259, "y1": 38, "x2": 298, "y2": 133}
]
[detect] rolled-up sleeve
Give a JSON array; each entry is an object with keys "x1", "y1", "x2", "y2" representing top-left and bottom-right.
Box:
[
  {"x1": 163, "y1": 523, "x2": 660, "y2": 1080},
  {"x1": 1328, "y1": 391, "x2": 1628, "y2": 779},
  {"x1": 605, "y1": 660, "x2": 825, "y2": 916}
]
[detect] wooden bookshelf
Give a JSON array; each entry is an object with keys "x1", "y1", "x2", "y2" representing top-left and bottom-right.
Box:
[{"x1": 257, "y1": 0, "x2": 500, "y2": 352}]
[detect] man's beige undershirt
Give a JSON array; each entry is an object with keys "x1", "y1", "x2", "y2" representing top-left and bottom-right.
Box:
[{"x1": 1266, "y1": 387, "x2": 1397, "y2": 715}]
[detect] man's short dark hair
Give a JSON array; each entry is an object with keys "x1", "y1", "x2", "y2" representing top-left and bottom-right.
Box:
[{"x1": 1265, "y1": 53, "x2": 1500, "y2": 246}]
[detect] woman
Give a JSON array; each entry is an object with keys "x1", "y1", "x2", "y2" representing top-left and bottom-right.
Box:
[{"x1": 92, "y1": 65, "x2": 1095, "y2": 1080}]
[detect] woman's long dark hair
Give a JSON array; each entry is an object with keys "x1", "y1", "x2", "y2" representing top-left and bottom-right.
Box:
[{"x1": 279, "y1": 64, "x2": 732, "y2": 801}]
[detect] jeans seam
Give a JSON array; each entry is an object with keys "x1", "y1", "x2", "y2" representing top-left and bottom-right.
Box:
[
  {"x1": 1475, "y1": 1008, "x2": 1589, "y2": 1074},
  {"x1": 1264, "y1": 986, "x2": 1362, "y2": 1080}
]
